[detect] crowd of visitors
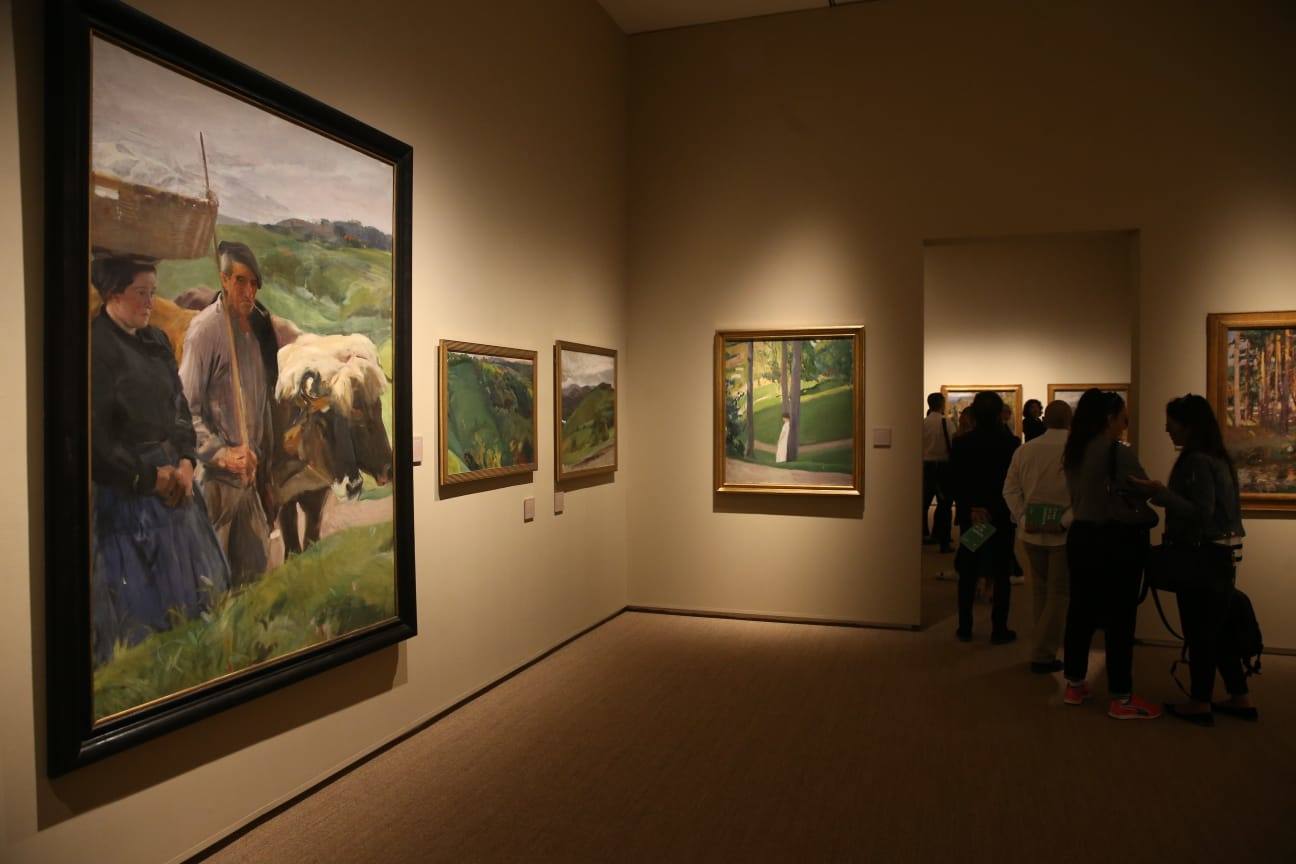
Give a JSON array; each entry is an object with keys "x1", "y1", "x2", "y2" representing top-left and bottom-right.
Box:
[{"x1": 922, "y1": 387, "x2": 1257, "y2": 724}]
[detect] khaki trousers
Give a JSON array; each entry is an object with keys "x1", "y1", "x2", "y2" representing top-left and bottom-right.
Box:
[
  {"x1": 200, "y1": 475, "x2": 270, "y2": 588},
  {"x1": 1024, "y1": 542, "x2": 1070, "y2": 663}
]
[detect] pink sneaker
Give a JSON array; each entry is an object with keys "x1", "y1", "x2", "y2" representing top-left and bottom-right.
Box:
[
  {"x1": 1108, "y1": 695, "x2": 1163, "y2": 720},
  {"x1": 1063, "y1": 682, "x2": 1091, "y2": 705}
]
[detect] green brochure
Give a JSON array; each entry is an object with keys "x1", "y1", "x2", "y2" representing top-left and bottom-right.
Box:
[
  {"x1": 960, "y1": 522, "x2": 997, "y2": 552},
  {"x1": 1025, "y1": 502, "x2": 1065, "y2": 533}
]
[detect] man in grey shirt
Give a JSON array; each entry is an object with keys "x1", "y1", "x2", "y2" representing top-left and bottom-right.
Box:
[{"x1": 179, "y1": 242, "x2": 280, "y2": 586}]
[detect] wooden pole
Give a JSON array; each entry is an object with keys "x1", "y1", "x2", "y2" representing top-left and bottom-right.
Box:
[{"x1": 200, "y1": 133, "x2": 251, "y2": 460}]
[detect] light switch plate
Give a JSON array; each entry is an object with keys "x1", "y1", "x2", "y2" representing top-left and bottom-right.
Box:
[
  {"x1": 523, "y1": 497, "x2": 535, "y2": 522},
  {"x1": 555, "y1": 491, "x2": 565, "y2": 514},
  {"x1": 873, "y1": 427, "x2": 893, "y2": 448},
  {"x1": 412, "y1": 435, "x2": 423, "y2": 465}
]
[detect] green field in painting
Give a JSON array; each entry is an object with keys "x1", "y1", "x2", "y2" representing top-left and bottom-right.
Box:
[
  {"x1": 749, "y1": 446, "x2": 854, "y2": 474},
  {"x1": 561, "y1": 384, "x2": 615, "y2": 467},
  {"x1": 93, "y1": 522, "x2": 396, "y2": 722},
  {"x1": 751, "y1": 381, "x2": 852, "y2": 446},
  {"x1": 446, "y1": 354, "x2": 535, "y2": 474}
]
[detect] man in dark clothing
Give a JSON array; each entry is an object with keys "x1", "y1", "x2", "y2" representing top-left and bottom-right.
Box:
[
  {"x1": 951, "y1": 391, "x2": 1021, "y2": 643},
  {"x1": 1023, "y1": 399, "x2": 1046, "y2": 442}
]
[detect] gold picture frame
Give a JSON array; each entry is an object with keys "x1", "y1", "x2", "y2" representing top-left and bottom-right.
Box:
[
  {"x1": 714, "y1": 326, "x2": 864, "y2": 496},
  {"x1": 940, "y1": 385, "x2": 1024, "y2": 436},
  {"x1": 554, "y1": 341, "x2": 618, "y2": 481},
  {"x1": 439, "y1": 340, "x2": 539, "y2": 486},
  {"x1": 1048, "y1": 383, "x2": 1134, "y2": 443},
  {"x1": 1207, "y1": 311, "x2": 1296, "y2": 516}
]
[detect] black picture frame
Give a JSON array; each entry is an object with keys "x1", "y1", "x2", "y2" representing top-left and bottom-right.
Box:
[{"x1": 44, "y1": 0, "x2": 416, "y2": 775}]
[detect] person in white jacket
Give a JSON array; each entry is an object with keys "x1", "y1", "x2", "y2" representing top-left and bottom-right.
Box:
[{"x1": 1003, "y1": 400, "x2": 1074, "y2": 673}]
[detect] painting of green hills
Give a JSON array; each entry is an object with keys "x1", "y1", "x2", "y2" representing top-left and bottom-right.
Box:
[
  {"x1": 556, "y1": 342, "x2": 617, "y2": 480},
  {"x1": 441, "y1": 341, "x2": 538, "y2": 484}
]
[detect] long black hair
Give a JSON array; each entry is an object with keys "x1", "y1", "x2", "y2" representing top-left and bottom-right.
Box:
[
  {"x1": 1166, "y1": 394, "x2": 1234, "y2": 472},
  {"x1": 1062, "y1": 389, "x2": 1125, "y2": 471}
]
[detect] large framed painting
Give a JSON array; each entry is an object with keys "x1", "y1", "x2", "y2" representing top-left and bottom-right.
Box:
[
  {"x1": 45, "y1": 0, "x2": 415, "y2": 774},
  {"x1": 714, "y1": 327, "x2": 864, "y2": 495},
  {"x1": 940, "y1": 385, "x2": 1024, "y2": 436},
  {"x1": 1048, "y1": 383, "x2": 1133, "y2": 442},
  {"x1": 555, "y1": 341, "x2": 617, "y2": 481},
  {"x1": 440, "y1": 341, "x2": 539, "y2": 485},
  {"x1": 1207, "y1": 311, "x2": 1296, "y2": 515}
]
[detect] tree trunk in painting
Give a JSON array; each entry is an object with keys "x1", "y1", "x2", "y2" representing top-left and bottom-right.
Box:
[
  {"x1": 779, "y1": 342, "x2": 791, "y2": 417},
  {"x1": 1282, "y1": 329, "x2": 1292, "y2": 435},
  {"x1": 788, "y1": 340, "x2": 803, "y2": 461},
  {"x1": 1233, "y1": 332, "x2": 1243, "y2": 428},
  {"x1": 745, "y1": 341, "x2": 755, "y2": 457}
]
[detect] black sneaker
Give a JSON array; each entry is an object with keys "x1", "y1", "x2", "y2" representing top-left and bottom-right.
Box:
[
  {"x1": 990, "y1": 629, "x2": 1017, "y2": 645},
  {"x1": 1029, "y1": 659, "x2": 1064, "y2": 674}
]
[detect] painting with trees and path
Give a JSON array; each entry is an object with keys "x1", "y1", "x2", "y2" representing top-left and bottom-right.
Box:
[
  {"x1": 555, "y1": 342, "x2": 617, "y2": 481},
  {"x1": 714, "y1": 327, "x2": 863, "y2": 495},
  {"x1": 1208, "y1": 312, "x2": 1296, "y2": 514},
  {"x1": 440, "y1": 341, "x2": 538, "y2": 485}
]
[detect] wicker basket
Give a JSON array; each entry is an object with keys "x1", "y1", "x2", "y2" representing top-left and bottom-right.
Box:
[{"x1": 90, "y1": 171, "x2": 218, "y2": 261}]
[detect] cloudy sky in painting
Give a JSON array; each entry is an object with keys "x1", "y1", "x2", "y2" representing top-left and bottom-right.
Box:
[
  {"x1": 562, "y1": 350, "x2": 614, "y2": 389},
  {"x1": 92, "y1": 36, "x2": 393, "y2": 233}
]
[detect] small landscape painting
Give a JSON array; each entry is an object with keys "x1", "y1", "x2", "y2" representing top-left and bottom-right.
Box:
[
  {"x1": 941, "y1": 385, "x2": 1023, "y2": 436},
  {"x1": 1208, "y1": 312, "x2": 1296, "y2": 514},
  {"x1": 441, "y1": 341, "x2": 538, "y2": 485},
  {"x1": 715, "y1": 327, "x2": 863, "y2": 495},
  {"x1": 1048, "y1": 383, "x2": 1132, "y2": 442},
  {"x1": 555, "y1": 342, "x2": 617, "y2": 480}
]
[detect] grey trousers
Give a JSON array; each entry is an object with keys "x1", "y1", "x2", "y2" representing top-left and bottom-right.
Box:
[
  {"x1": 1024, "y1": 542, "x2": 1070, "y2": 663},
  {"x1": 201, "y1": 475, "x2": 270, "y2": 588}
]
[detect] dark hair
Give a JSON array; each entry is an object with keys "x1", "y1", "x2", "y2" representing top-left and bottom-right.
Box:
[
  {"x1": 927, "y1": 392, "x2": 944, "y2": 411},
  {"x1": 1166, "y1": 394, "x2": 1233, "y2": 470},
  {"x1": 1063, "y1": 389, "x2": 1125, "y2": 470},
  {"x1": 970, "y1": 390, "x2": 1004, "y2": 431},
  {"x1": 90, "y1": 256, "x2": 156, "y2": 301},
  {"x1": 218, "y1": 240, "x2": 262, "y2": 288},
  {"x1": 1024, "y1": 399, "x2": 1042, "y2": 416}
]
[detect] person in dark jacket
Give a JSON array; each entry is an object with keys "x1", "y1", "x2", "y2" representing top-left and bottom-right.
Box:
[
  {"x1": 951, "y1": 390, "x2": 1020, "y2": 643},
  {"x1": 1022, "y1": 399, "x2": 1046, "y2": 442},
  {"x1": 1132, "y1": 395, "x2": 1255, "y2": 725},
  {"x1": 91, "y1": 255, "x2": 229, "y2": 665}
]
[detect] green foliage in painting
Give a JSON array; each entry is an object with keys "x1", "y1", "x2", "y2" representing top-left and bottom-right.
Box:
[
  {"x1": 93, "y1": 523, "x2": 396, "y2": 721},
  {"x1": 561, "y1": 384, "x2": 615, "y2": 467},
  {"x1": 446, "y1": 353, "x2": 535, "y2": 473}
]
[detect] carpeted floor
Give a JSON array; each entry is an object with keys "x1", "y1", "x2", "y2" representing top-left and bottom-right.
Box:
[{"x1": 203, "y1": 549, "x2": 1296, "y2": 863}]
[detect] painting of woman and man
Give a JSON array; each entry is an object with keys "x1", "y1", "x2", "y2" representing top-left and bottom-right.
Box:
[{"x1": 716, "y1": 328, "x2": 863, "y2": 494}]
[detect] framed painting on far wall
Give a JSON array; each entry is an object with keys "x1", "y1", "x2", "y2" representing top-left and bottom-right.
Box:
[
  {"x1": 941, "y1": 385, "x2": 1024, "y2": 436},
  {"x1": 714, "y1": 327, "x2": 864, "y2": 495},
  {"x1": 1207, "y1": 311, "x2": 1296, "y2": 515},
  {"x1": 555, "y1": 342, "x2": 617, "y2": 481},
  {"x1": 45, "y1": 0, "x2": 415, "y2": 774},
  {"x1": 440, "y1": 341, "x2": 539, "y2": 485},
  {"x1": 1048, "y1": 383, "x2": 1133, "y2": 442}
]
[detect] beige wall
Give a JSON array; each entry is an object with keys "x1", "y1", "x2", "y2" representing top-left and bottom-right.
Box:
[
  {"x1": 923, "y1": 232, "x2": 1136, "y2": 421},
  {"x1": 625, "y1": 0, "x2": 1296, "y2": 641},
  {"x1": 0, "y1": 1, "x2": 628, "y2": 862}
]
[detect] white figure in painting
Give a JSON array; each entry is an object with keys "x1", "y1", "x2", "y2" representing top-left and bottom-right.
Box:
[{"x1": 775, "y1": 413, "x2": 791, "y2": 463}]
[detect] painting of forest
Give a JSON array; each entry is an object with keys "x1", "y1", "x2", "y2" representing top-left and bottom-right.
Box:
[
  {"x1": 718, "y1": 331, "x2": 861, "y2": 492},
  {"x1": 557, "y1": 344, "x2": 616, "y2": 479},
  {"x1": 1222, "y1": 326, "x2": 1296, "y2": 498},
  {"x1": 442, "y1": 343, "x2": 537, "y2": 484}
]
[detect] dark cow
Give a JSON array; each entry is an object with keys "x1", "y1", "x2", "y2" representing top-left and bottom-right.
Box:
[{"x1": 272, "y1": 334, "x2": 393, "y2": 554}]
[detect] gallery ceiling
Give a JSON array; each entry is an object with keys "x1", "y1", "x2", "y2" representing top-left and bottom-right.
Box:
[{"x1": 597, "y1": 0, "x2": 878, "y2": 35}]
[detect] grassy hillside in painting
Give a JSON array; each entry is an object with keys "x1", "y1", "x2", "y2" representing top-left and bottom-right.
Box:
[
  {"x1": 561, "y1": 383, "x2": 615, "y2": 467},
  {"x1": 446, "y1": 354, "x2": 535, "y2": 474},
  {"x1": 93, "y1": 522, "x2": 396, "y2": 721}
]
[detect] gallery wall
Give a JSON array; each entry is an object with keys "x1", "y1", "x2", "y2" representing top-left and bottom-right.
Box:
[
  {"x1": 624, "y1": 0, "x2": 1296, "y2": 642},
  {"x1": 0, "y1": 1, "x2": 629, "y2": 862},
  {"x1": 923, "y1": 232, "x2": 1136, "y2": 430}
]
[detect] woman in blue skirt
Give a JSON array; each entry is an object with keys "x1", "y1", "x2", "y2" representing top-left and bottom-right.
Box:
[{"x1": 90, "y1": 255, "x2": 230, "y2": 666}]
